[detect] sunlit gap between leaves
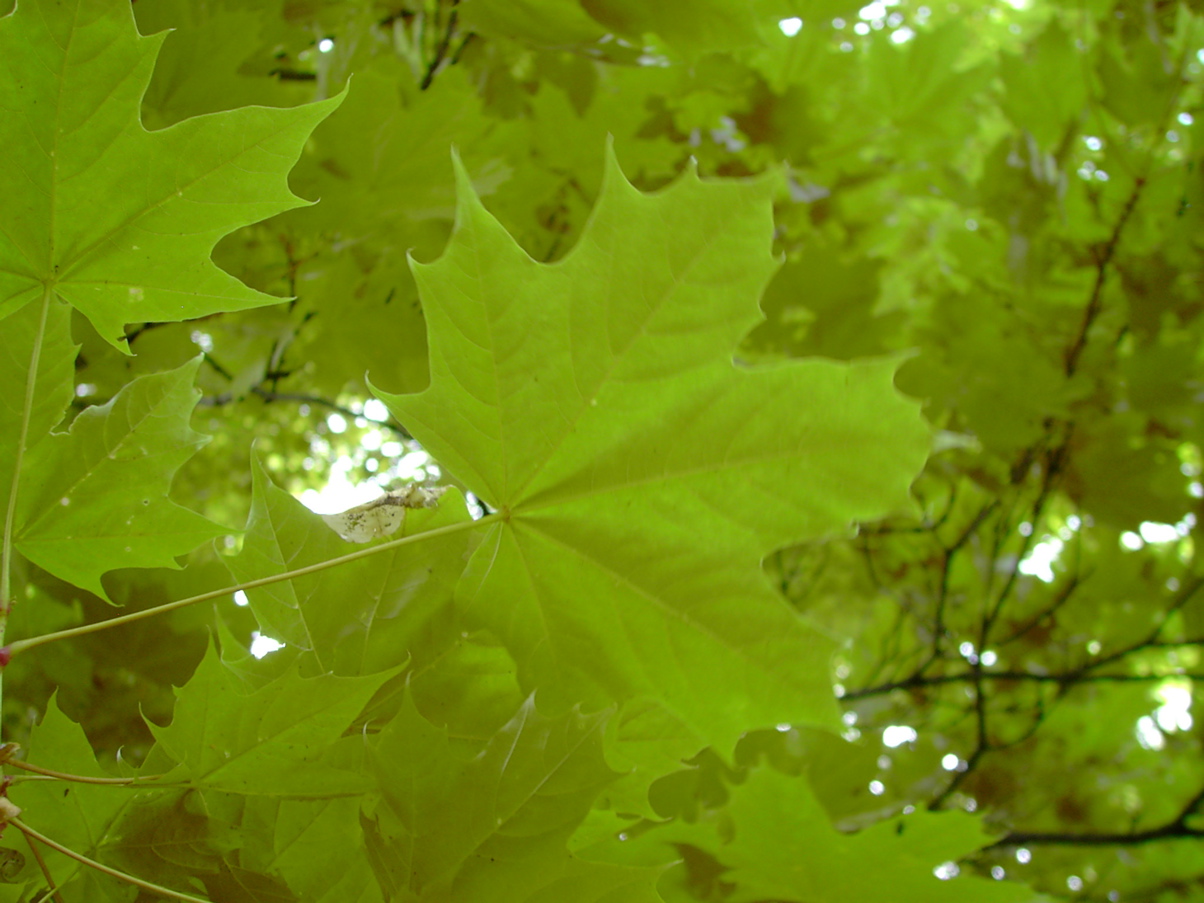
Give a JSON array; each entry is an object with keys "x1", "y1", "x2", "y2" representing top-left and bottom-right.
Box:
[
  {"x1": 777, "y1": 0, "x2": 920, "y2": 49},
  {"x1": 232, "y1": 398, "x2": 487, "y2": 659}
]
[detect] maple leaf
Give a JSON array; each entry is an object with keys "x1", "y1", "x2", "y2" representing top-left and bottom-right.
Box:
[
  {"x1": 622, "y1": 765, "x2": 1048, "y2": 903},
  {"x1": 0, "y1": 301, "x2": 77, "y2": 524},
  {"x1": 8, "y1": 356, "x2": 228, "y2": 600},
  {"x1": 10, "y1": 696, "x2": 133, "y2": 897},
  {"x1": 373, "y1": 148, "x2": 931, "y2": 753},
  {"x1": 148, "y1": 639, "x2": 395, "y2": 797},
  {"x1": 225, "y1": 457, "x2": 473, "y2": 675},
  {"x1": 364, "y1": 690, "x2": 663, "y2": 901},
  {"x1": 0, "y1": 0, "x2": 341, "y2": 350}
]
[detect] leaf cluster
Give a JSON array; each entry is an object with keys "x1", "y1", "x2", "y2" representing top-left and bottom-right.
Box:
[{"x1": 0, "y1": 0, "x2": 1200, "y2": 901}]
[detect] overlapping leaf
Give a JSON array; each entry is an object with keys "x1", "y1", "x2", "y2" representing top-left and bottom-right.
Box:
[
  {"x1": 365, "y1": 690, "x2": 662, "y2": 901},
  {"x1": 148, "y1": 640, "x2": 393, "y2": 797},
  {"x1": 226, "y1": 456, "x2": 473, "y2": 676},
  {"x1": 269, "y1": 797, "x2": 384, "y2": 902},
  {"x1": 374, "y1": 149, "x2": 931, "y2": 753},
  {"x1": 11, "y1": 356, "x2": 228, "y2": 599},
  {"x1": 0, "y1": 0, "x2": 341, "y2": 348},
  {"x1": 618, "y1": 765, "x2": 1050, "y2": 903},
  {"x1": 10, "y1": 696, "x2": 135, "y2": 899}
]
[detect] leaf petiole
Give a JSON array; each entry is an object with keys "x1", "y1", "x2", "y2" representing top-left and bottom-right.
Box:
[
  {"x1": 5, "y1": 757, "x2": 160, "y2": 786},
  {"x1": 25, "y1": 829, "x2": 63, "y2": 903},
  {"x1": 5, "y1": 513, "x2": 500, "y2": 658},
  {"x1": 10, "y1": 817, "x2": 210, "y2": 903},
  {"x1": 0, "y1": 291, "x2": 51, "y2": 696}
]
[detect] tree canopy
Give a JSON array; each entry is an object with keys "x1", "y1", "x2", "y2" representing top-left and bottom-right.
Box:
[{"x1": 0, "y1": 0, "x2": 1201, "y2": 901}]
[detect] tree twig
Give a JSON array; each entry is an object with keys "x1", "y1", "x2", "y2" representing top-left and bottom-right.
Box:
[
  {"x1": 419, "y1": 0, "x2": 459, "y2": 89},
  {"x1": 9, "y1": 817, "x2": 209, "y2": 903}
]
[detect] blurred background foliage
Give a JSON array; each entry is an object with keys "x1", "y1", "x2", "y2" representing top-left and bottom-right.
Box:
[{"x1": 10, "y1": 0, "x2": 1203, "y2": 898}]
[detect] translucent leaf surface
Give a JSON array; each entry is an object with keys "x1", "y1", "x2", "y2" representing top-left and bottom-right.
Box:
[
  {"x1": 366, "y1": 691, "x2": 661, "y2": 900},
  {"x1": 226, "y1": 457, "x2": 471, "y2": 675},
  {"x1": 0, "y1": 0, "x2": 341, "y2": 348},
  {"x1": 11, "y1": 696, "x2": 134, "y2": 898},
  {"x1": 12, "y1": 356, "x2": 227, "y2": 599},
  {"x1": 149, "y1": 641, "x2": 394, "y2": 796},
  {"x1": 0, "y1": 299, "x2": 76, "y2": 531},
  {"x1": 375, "y1": 149, "x2": 931, "y2": 752}
]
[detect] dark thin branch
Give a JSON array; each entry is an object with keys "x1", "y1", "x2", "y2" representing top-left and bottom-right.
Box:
[
  {"x1": 419, "y1": 0, "x2": 459, "y2": 90},
  {"x1": 858, "y1": 483, "x2": 958, "y2": 537},
  {"x1": 448, "y1": 31, "x2": 474, "y2": 66},
  {"x1": 1079, "y1": 575, "x2": 1204, "y2": 674},
  {"x1": 990, "y1": 824, "x2": 1204, "y2": 847},
  {"x1": 200, "y1": 388, "x2": 413, "y2": 440},
  {"x1": 985, "y1": 441, "x2": 1067, "y2": 638},
  {"x1": 122, "y1": 320, "x2": 172, "y2": 344},
  {"x1": 200, "y1": 352, "x2": 234, "y2": 381},
  {"x1": 920, "y1": 501, "x2": 999, "y2": 676},
  {"x1": 851, "y1": 573, "x2": 1204, "y2": 700},
  {"x1": 843, "y1": 668, "x2": 1204, "y2": 700},
  {"x1": 268, "y1": 68, "x2": 317, "y2": 82},
  {"x1": 989, "y1": 786, "x2": 1204, "y2": 848},
  {"x1": 1063, "y1": 175, "x2": 1145, "y2": 376},
  {"x1": 930, "y1": 662, "x2": 989, "y2": 808},
  {"x1": 995, "y1": 571, "x2": 1084, "y2": 647},
  {"x1": 1059, "y1": 37, "x2": 1197, "y2": 377}
]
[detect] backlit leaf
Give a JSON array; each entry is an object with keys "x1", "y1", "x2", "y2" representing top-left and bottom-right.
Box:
[
  {"x1": 374, "y1": 148, "x2": 931, "y2": 752},
  {"x1": 0, "y1": 0, "x2": 341, "y2": 349}
]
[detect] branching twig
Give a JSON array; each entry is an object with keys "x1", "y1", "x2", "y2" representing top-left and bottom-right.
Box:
[
  {"x1": 842, "y1": 667, "x2": 1204, "y2": 700},
  {"x1": 989, "y1": 786, "x2": 1204, "y2": 848},
  {"x1": 920, "y1": 501, "x2": 999, "y2": 675},
  {"x1": 1063, "y1": 174, "x2": 1146, "y2": 376}
]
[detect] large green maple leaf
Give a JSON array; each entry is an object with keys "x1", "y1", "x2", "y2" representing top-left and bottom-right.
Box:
[
  {"x1": 373, "y1": 149, "x2": 931, "y2": 753},
  {"x1": 0, "y1": 0, "x2": 341, "y2": 349}
]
